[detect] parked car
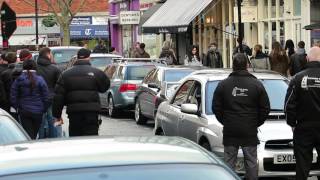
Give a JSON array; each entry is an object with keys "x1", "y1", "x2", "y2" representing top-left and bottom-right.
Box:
[
  {"x1": 134, "y1": 66, "x2": 205, "y2": 124},
  {"x1": 0, "y1": 136, "x2": 240, "y2": 180},
  {"x1": 0, "y1": 109, "x2": 30, "y2": 145},
  {"x1": 154, "y1": 69, "x2": 320, "y2": 177},
  {"x1": 49, "y1": 46, "x2": 82, "y2": 70},
  {"x1": 101, "y1": 58, "x2": 166, "y2": 117},
  {"x1": 65, "y1": 53, "x2": 122, "y2": 70}
]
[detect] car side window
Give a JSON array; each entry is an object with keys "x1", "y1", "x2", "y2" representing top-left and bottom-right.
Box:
[
  {"x1": 116, "y1": 66, "x2": 125, "y2": 79},
  {"x1": 143, "y1": 69, "x2": 157, "y2": 84},
  {"x1": 155, "y1": 69, "x2": 162, "y2": 86},
  {"x1": 105, "y1": 65, "x2": 117, "y2": 79},
  {"x1": 172, "y1": 81, "x2": 194, "y2": 107},
  {"x1": 186, "y1": 82, "x2": 202, "y2": 112}
]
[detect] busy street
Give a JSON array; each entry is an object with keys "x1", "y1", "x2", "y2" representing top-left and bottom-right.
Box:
[{"x1": 0, "y1": 0, "x2": 320, "y2": 180}]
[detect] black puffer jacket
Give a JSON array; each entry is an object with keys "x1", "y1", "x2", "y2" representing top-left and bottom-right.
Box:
[
  {"x1": 37, "y1": 56, "x2": 61, "y2": 99},
  {"x1": 0, "y1": 64, "x2": 8, "y2": 74},
  {"x1": 213, "y1": 70, "x2": 270, "y2": 146},
  {"x1": 285, "y1": 61, "x2": 320, "y2": 128},
  {"x1": 289, "y1": 48, "x2": 307, "y2": 76},
  {"x1": 0, "y1": 79, "x2": 6, "y2": 109},
  {"x1": 53, "y1": 60, "x2": 110, "y2": 118}
]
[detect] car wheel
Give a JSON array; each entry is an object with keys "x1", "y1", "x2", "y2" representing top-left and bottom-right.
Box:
[
  {"x1": 108, "y1": 96, "x2": 117, "y2": 118},
  {"x1": 200, "y1": 141, "x2": 212, "y2": 151},
  {"x1": 135, "y1": 99, "x2": 148, "y2": 125}
]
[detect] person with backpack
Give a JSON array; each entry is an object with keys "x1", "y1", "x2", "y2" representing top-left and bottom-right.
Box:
[
  {"x1": 159, "y1": 41, "x2": 178, "y2": 65},
  {"x1": 289, "y1": 41, "x2": 307, "y2": 76},
  {"x1": 11, "y1": 60, "x2": 49, "y2": 139},
  {"x1": 36, "y1": 47, "x2": 62, "y2": 138},
  {"x1": 250, "y1": 44, "x2": 270, "y2": 70}
]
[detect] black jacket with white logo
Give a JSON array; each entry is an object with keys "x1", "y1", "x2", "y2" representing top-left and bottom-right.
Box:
[
  {"x1": 213, "y1": 70, "x2": 270, "y2": 146},
  {"x1": 52, "y1": 60, "x2": 110, "y2": 118},
  {"x1": 285, "y1": 61, "x2": 320, "y2": 128}
]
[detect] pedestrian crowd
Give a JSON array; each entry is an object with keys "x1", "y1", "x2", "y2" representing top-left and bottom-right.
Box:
[{"x1": 0, "y1": 47, "x2": 109, "y2": 140}]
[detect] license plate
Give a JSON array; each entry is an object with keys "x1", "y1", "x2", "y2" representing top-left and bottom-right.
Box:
[{"x1": 274, "y1": 154, "x2": 317, "y2": 164}]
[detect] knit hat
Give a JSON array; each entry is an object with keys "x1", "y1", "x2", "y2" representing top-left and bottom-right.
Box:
[
  {"x1": 77, "y1": 48, "x2": 91, "y2": 59},
  {"x1": 19, "y1": 49, "x2": 32, "y2": 61}
]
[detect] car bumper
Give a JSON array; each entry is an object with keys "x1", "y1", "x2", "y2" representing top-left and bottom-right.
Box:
[
  {"x1": 212, "y1": 143, "x2": 320, "y2": 177},
  {"x1": 114, "y1": 92, "x2": 136, "y2": 110}
]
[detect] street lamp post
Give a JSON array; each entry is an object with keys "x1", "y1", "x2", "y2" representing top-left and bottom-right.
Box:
[
  {"x1": 237, "y1": 0, "x2": 243, "y2": 53},
  {"x1": 35, "y1": 0, "x2": 39, "y2": 50}
]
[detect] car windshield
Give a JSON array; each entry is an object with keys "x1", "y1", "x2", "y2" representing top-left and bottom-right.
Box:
[
  {"x1": 53, "y1": 49, "x2": 79, "y2": 64},
  {"x1": 90, "y1": 57, "x2": 114, "y2": 70},
  {"x1": 206, "y1": 79, "x2": 288, "y2": 115},
  {"x1": 0, "y1": 116, "x2": 28, "y2": 145},
  {"x1": 164, "y1": 70, "x2": 194, "y2": 82},
  {"x1": 125, "y1": 65, "x2": 155, "y2": 80},
  {"x1": 1, "y1": 164, "x2": 237, "y2": 180}
]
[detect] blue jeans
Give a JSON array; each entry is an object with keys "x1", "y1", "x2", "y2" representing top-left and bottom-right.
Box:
[{"x1": 38, "y1": 106, "x2": 62, "y2": 138}]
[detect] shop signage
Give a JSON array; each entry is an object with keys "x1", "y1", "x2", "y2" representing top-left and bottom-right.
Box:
[
  {"x1": 69, "y1": 25, "x2": 109, "y2": 39},
  {"x1": 234, "y1": 6, "x2": 258, "y2": 23},
  {"x1": 17, "y1": 19, "x2": 33, "y2": 27},
  {"x1": 92, "y1": 16, "x2": 108, "y2": 25},
  {"x1": 71, "y1": 16, "x2": 92, "y2": 25},
  {"x1": 140, "y1": 0, "x2": 156, "y2": 10},
  {"x1": 119, "y1": 11, "x2": 140, "y2": 25}
]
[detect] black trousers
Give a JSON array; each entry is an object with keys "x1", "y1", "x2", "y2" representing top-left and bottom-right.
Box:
[
  {"x1": 68, "y1": 112, "x2": 99, "y2": 137},
  {"x1": 294, "y1": 126, "x2": 320, "y2": 180},
  {"x1": 19, "y1": 111, "x2": 43, "y2": 139}
]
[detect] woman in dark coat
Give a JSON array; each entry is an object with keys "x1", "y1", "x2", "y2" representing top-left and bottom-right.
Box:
[{"x1": 11, "y1": 60, "x2": 49, "y2": 139}]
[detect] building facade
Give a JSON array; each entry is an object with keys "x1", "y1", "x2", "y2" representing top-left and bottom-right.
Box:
[{"x1": 109, "y1": 0, "x2": 140, "y2": 57}]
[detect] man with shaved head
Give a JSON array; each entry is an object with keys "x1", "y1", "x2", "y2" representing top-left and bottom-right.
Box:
[{"x1": 285, "y1": 46, "x2": 320, "y2": 180}]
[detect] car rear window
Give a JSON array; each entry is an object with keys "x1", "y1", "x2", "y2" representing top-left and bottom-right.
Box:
[
  {"x1": 90, "y1": 57, "x2": 113, "y2": 70},
  {"x1": 53, "y1": 49, "x2": 79, "y2": 64},
  {"x1": 125, "y1": 66, "x2": 155, "y2": 80},
  {"x1": 164, "y1": 70, "x2": 194, "y2": 82}
]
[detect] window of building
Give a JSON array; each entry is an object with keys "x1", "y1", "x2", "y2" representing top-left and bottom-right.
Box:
[{"x1": 294, "y1": 0, "x2": 301, "y2": 16}]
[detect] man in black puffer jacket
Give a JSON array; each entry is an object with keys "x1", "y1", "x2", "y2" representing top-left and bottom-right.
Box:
[
  {"x1": 37, "y1": 47, "x2": 61, "y2": 138},
  {"x1": 213, "y1": 53, "x2": 270, "y2": 180},
  {"x1": 53, "y1": 48, "x2": 110, "y2": 136},
  {"x1": 285, "y1": 47, "x2": 320, "y2": 180}
]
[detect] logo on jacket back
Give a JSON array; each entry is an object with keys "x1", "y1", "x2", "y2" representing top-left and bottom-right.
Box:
[
  {"x1": 301, "y1": 76, "x2": 320, "y2": 90},
  {"x1": 232, "y1": 87, "x2": 248, "y2": 97},
  {"x1": 88, "y1": 72, "x2": 94, "y2": 76}
]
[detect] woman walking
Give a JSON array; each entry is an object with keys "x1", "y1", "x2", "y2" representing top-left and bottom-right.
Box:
[
  {"x1": 184, "y1": 45, "x2": 202, "y2": 66},
  {"x1": 285, "y1": 39, "x2": 295, "y2": 57},
  {"x1": 11, "y1": 60, "x2": 49, "y2": 139},
  {"x1": 269, "y1": 41, "x2": 290, "y2": 77}
]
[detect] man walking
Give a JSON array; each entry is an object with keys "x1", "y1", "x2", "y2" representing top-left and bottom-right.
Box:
[
  {"x1": 133, "y1": 43, "x2": 150, "y2": 58},
  {"x1": 289, "y1": 41, "x2": 307, "y2": 76},
  {"x1": 213, "y1": 53, "x2": 270, "y2": 180},
  {"x1": 205, "y1": 43, "x2": 223, "y2": 68},
  {"x1": 285, "y1": 46, "x2": 320, "y2": 180},
  {"x1": 37, "y1": 47, "x2": 62, "y2": 138},
  {"x1": 53, "y1": 48, "x2": 110, "y2": 136}
]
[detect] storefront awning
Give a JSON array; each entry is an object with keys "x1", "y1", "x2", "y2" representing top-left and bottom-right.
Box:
[
  {"x1": 138, "y1": 3, "x2": 163, "y2": 34},
  {"x1": 142, "y1": 0, "x2": 213, "y2": 34},
  {"x1": 304, "y1": 23, "x2": 320, "y2": 30}
]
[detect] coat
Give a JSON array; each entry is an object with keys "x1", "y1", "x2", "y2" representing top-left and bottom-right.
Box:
[
  {"x1": 205, "y1": 49, "x2": 223, "y2": 68},
  {"x1": 285, "y1": 61, "x2": 320, "y2": 128},
  {"x1": 37, "y1": 56, "x2": 61, "y2": 100},
  {"x1": 213, "y1": 70, "x2": 270, "y2": 146},
  {"x1": 53, "y1": 60, "x2": 110, "y2": 118},
  {"x1": 289, "y1": 48, "x2": 307, "y2": 76},
  {"x1": 269, "y1": 52, "x2": 290, "y2": 76},
  {"x1": 133, "y1": 49, "x2": 150, "y2": 58},
  {"x1": 10, "y1": 71, "x2": 49, "y2": 114}
]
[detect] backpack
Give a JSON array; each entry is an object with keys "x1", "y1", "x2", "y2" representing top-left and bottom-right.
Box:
[{"x1": 251, "y1": 57, "x2": 270, "y2": 70}]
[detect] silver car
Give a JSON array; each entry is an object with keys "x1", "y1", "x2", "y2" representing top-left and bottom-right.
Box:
[
  {"x1": 154, "y1": 69, "x2": 320, "y2": 177},
  {"x1": 0, "y1": 136, "x2": 240, "y2": 180}
]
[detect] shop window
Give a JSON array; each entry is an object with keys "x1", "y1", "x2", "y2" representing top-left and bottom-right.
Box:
[
  {"x1": 272, "y1": 22, "x2": 276, "y2": 43},
  {"x1": 263, "y1": 0, "x2": 269, "y2": 19},
  {"x1": 279, "y1": 0, "x2": 284, "y2": 18},
  {"x1": 271, "y1": 0, "x2": 276, "y2": 18},
  {"x1": 280, "y1": 22, "x2": 285, "y2": 46},
  {"x1": 264, "y1": 22, "x2": 269, "y2": 50}
]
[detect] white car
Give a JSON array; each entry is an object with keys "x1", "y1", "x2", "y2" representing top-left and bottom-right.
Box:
[{"x1": 154, "y1": 69, "x2": 320, "y2": 178}]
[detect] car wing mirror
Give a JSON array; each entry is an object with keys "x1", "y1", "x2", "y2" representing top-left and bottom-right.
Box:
[{"x1": 181, "y1": 104, "x2": 198, "y2": 115}]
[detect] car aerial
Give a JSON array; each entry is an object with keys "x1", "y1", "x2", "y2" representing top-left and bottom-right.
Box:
[
  {"x1": 50, "y1": 46, "x2": 82, "y2": 70},
  {"x1": 0, "y1": 108, "x2": 30, "y2": 145},
  {"x1": 101, "y1": 58, "x2": 166, "y2": 117},
  {"x1": 65, "y1": 53, "x2": 122, "y2": 70},
  {"x1": 134, "y1": 66, "x2": 207, "y2": 125},
  {"x1": 154, "y1": 69, "x2": 320, "y2": 178},
  {"x1": 0, "y1": 136, "x2": 240, "y2": 180}
]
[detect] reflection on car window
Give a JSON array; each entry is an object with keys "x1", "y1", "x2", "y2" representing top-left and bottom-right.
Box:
[
  {"x1": 143, "y1": 69, "x2": 157, "y2": 84},
  {"x1": 187, "y1": 82, "x2": 202, "y2": 110},
  {"x1": 90, "y1": 57, "x2": 113, "y2": 70},
  {"x1": 164, "y1": 70, "x2": 193, "y2": 82},
  {"x1": 0, "y1": 116, "x2": 28, "y2": 145},
  {"x1": 125, "y1": 66, "x2": 155, "y2": 80},
  {"x1": 172, "y1": 81, "x2": 194, "y2": 107},
  {"x1": 53, "y1": 49, "x2": 79, "y2": 64}
]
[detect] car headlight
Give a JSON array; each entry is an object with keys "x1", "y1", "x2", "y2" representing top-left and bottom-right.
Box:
[{"x1": 235, "y1": 158, "x2": 245, "y2": 172}]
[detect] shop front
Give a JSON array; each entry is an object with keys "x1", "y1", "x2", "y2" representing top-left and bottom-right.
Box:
[{"x1": 109, "y1": 0, "x2": 140, "y2": 57}]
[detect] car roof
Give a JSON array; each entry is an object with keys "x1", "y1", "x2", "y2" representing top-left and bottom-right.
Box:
[
  {"x1": 50, "y1": 46, "x2": 82, "y2": 50},
  {"x1": 189, "y1": 69, "x2": 287, "y2": 82},
  {"x1": 0, "y1": 136, "x2": 219, "y2": 176},
  {"x1": 90, "y1": 53, "x2": 122, "y2": 58}
]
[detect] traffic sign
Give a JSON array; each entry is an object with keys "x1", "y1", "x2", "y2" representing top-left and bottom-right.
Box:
[{"x1": 1, "y1": 2, "x2": 17, "y2": 48}]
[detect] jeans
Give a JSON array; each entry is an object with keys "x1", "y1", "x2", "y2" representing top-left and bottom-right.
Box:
[
  {"x1": 38, "y1": 106, "x2": 62, "y2": 138},
  {"x1": 224, "y1": 145, "x2": 258, "y2": 180}
]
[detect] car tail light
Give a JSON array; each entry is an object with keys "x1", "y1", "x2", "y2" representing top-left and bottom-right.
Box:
[{"x1": 119, "y1": 84, "x2": 137, "y2": 92}]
